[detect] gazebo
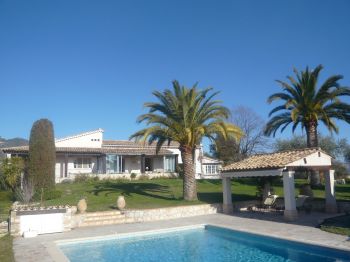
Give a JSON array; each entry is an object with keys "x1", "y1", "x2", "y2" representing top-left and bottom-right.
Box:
[{"x1": 221, "y1": 148, "x2": 337, "y2": 221}]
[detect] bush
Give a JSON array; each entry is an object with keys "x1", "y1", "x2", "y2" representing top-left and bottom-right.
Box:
[
  {"x1": 138, "y1": 174, "x2": 149, "y2": 180},
  {"x1": 176, "y1": 164, "x2": 184, "y2": 178},
  {"x1": 130, "y1": 173, "x2": 137, "y2": 180},
  {"x1": 60, "y1": 179, "x2": 73, "y2": 184},
  {"x1": 74, "y1": 174, "x2": 90, "y2": 183},
  {"x1": 74, "y1": 174, "x2": 100, "y2": 183}
]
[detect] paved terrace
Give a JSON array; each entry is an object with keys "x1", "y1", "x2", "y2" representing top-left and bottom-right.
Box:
[{"x1": 13, "y1": 212, "x2": 350, "y2": 262}]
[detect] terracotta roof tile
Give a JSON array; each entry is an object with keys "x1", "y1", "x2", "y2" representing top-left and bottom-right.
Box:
[
  {"x1": 1, "y1": 146, "x2": 173, "y2": 156},
  {"x1": 221, "y1": 148, "x2": 326, "y2": 172},
  {"x1": 102, "y1": 140, "x2": 180, "y2": 148}
]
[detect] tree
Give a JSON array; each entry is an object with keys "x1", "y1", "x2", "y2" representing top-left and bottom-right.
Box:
[
  {"x1": 265, "y1": 65, "x2": 350, "y2": 147},
  {"x1": 130, "y1": 81, "x2": 243, "y2": 201},
  {"x1": 0, "y1": 157, "x2": 24, "y2": 192},
  {"x1": 28, "y1": 119, "x2": 56, "y2": 189},
  {"x1": 274, "y1": 134, "x2": 348, "y2": 159},
  {"x1": 274, "y1": 135, "x2": 350, "y2": 179},
  {"x1": 211, "y1": 106, "x2": 270, "y2": 164}
]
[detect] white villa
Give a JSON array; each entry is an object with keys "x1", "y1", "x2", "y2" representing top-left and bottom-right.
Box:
[{"x1": 2, "y1": 129, "x2": 222, "y2": 182}]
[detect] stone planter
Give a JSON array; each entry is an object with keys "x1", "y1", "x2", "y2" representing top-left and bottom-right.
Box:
[
  {"x1": 117, "y1": 196, "x2": 126, "y2": 210},
  {"x1": 77, "y1": 199, "x2": 87, "y2": 213}
]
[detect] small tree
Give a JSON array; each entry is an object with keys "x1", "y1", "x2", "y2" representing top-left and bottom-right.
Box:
[
  {"x1": 0, "y1": 157, "x2": 24, "y2": 192},
  {"x1": 210, "y1": 106, "x2": 269, "y2": 164},
  {"x1": 29, "y1": 119, "x2": 56, "y2": 189}
]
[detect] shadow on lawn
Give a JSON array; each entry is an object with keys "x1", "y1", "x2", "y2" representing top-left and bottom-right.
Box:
[
  {"x1": 197, "y1": 192, "x2": 257, "y2": 203},
  {"x1": 88, "y1": 181, "x2": 179, "y2": 201}
]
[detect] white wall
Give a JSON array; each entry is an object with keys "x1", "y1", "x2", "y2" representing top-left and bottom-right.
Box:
[
  {"x1": 287, "y1": 151, "x2": 332, "y2": 167},
  {"x1": 55, "y1": 129, "x2": 103, "y2": 148}
]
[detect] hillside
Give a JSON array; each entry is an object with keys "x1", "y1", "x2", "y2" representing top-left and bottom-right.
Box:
[{"x1": 0, "y1": 137, "x2": 28, "y2": 148}]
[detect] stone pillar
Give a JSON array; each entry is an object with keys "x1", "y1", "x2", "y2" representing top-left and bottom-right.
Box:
[
  {"x1": 324, "y1": 169, "x2": 337, "y2": 213},
  {"x1": 141, "y1": 154, "x2": 145, "y2": 174},
  {"x1": 64, "y1": 154, "x2": 68, "y2": 178},
  {"x1": 283, "y1": 170, "x2": 298, "y2": 221},
  {"x1": 222, "y1": 177, "x2": 233, "y2": 214}
]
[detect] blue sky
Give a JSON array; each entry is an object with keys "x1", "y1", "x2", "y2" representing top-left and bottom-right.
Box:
[{"x1": 1, "y1": 0, "x2": 350, "y2": 143}]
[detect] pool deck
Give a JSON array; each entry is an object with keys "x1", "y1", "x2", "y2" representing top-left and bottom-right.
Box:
[{"x1": 13, "y1": 212, "x2": 350, "y2": 262}]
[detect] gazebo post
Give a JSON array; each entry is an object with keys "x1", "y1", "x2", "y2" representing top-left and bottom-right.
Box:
[
  {"x1": 324, "y1": 169, "x2": 337, "y2": 213},
  {"x1": 282, "y1": 170, "x2": 298, "y2": 221},
  {"x1": 222, "y1": 176, "x2": 233, "y2": 214}
]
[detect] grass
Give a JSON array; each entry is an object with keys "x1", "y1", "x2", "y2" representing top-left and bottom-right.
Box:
[
  {"x1": 0, "y1": 235, "x2": 14, "y2": 262},
  {"x1": 0, "y1": 178, "x2": 349, "y2": 214},
  {"x1": 0, "y1": 191, "x2": 13, "y2": 222},
  {"x1": 320, "y1": 215, "x2": 350, "y2": 236},
  {"x1": 39, "y1": 178, "x2": 350, "y2": 212}
]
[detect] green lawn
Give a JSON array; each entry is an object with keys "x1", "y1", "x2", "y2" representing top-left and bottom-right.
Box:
[
  {"x1": 320, "y1": 215, "x2": 350, "y2": 236},
  {"x1": 0, "y1": 191, "x2": 13, "y2": 222},
  {"x1": 40, "y1": 178, "x2": 350, "y2": 212},
  {"x1": 0, "y1": 178, "x2": 349, "y2": 215},
  {"x1": 0, "y1": 235, "x2": 14, "y2": 262}
]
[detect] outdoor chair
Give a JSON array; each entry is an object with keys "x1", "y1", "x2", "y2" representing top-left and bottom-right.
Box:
[
  {"x1": 255, "y1": 194, "x2": 279, "y2": 212},
  {"x1": 271, "y1": 195, "x2": 312, "y2": 213}
]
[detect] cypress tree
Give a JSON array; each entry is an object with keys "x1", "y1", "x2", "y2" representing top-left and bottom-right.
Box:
[{"x1": 29, "y1": 119, "x2": 56, "y2": 189}]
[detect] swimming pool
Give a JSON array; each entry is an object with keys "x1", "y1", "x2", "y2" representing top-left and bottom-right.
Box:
[{"x1": 58, "y1": 225, "x2": 350, "y2": 262}]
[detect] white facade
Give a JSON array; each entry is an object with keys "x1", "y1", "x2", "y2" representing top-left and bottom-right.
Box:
[
  {"x1": 55, "y1": 129, "x2": 103, "y2": 148},
  {"x1": 4, "y1": 129, "x2": 222, "y2": 182}
]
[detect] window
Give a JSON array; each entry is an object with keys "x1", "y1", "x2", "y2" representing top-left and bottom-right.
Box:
[
  {"x1": 164, "y1": 156, "x2": 175, "y2": 172},
  {"x1": 205, "y1": 164, "x2": 218, "y2": 174},
  {"x1": 106, "y1": 155, "x2": 124, "y2": 173},
  {"x1": 74, "y1": 158, "x2": 92, "y2": 169}
]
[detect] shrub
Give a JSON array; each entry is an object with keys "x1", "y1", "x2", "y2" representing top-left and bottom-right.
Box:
[
  {"x1": 74, "y1": 174, "x2": 90, "y2": 183},
  {"x1": 74, "y1": 174, "x2": 100, "y2": 183},
  {"x1": 60, "y1": 179, "x2": 73, "y2": 184},
  {"x1": 0, "y1": 157, "x2": 24, "y2": 192},
  {"x1": 28, "y1": 119, "x2": 56, "y2": 189},
  {"x1": 138, "y1": 174, "x2": 149, "y2": 180},
  {"x1": 130, "y1": 173, "x2": 137, "y2": 180}
]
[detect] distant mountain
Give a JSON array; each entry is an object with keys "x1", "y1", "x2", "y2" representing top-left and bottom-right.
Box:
[{"x1": 0, "y1": 137, "x2": 28, "y2": 148}]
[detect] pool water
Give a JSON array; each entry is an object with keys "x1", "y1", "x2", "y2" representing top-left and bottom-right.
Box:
[{"x1": 59, "y1": 225, "x2": 350, "y2": 262}]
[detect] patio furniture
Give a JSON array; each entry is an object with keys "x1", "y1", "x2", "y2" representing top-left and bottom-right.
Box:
[
  {"x1": 254, "y1": 194, "x2": 279, "y2": 212},
  {"x1": 273, "y1": 195, "x2": 312, "y2": 213}
]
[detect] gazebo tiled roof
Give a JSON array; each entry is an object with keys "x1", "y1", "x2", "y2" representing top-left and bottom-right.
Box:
[{"x1": 221, "y1": 148, "x2": 328, "y2": 172}]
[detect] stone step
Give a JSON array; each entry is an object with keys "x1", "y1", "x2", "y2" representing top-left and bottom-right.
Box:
[
  {"x1": 84, "y1": 211, "x2": 122, "y2": 217},
  {"x1": 84, "y1": 214, "x2": 125, "y2": 222},
  {"x1": 80, "y1": 218, "x2": 126, "y2": 227}
]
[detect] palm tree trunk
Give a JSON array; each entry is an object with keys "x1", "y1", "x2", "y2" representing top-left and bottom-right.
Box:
[
  {"x1": 180, "y1": 146, "x2": 198, "y2": 201},
  {"x1": 306, "y1": 120, "x2": 318, "y2": 147},
  {"x1": 306, "y1": 120, "x2": 320, "y2": 186}
]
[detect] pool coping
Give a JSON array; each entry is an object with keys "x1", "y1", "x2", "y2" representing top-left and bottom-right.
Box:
[
  {"x1": 13, "y1": 213, "x2": 350, "y2": 262},
  {"x1": 51, "y1": 222, "x2": 350, "y2": 262}
]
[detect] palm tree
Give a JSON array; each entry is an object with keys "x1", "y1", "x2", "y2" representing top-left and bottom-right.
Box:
[
  {"x1": 130, "y1": 80, "x2": 243, "y2": 201},
  {"x1": 265, "y1": 65, "x2": 350, "y2": 185},
  {"x1": 265, "y1": 65, "x2": 350, "y2": 147}
]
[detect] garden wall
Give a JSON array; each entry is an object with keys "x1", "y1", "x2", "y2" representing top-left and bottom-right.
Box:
[{"x1": 123, "y1": 203, "x2": 222, "y2": 223}]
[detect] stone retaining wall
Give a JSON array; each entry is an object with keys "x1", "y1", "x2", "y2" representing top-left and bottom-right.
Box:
[
  {"x1": 57, "y1": 172, "x2": 179, "y2": 183},
  {"x1": 310, "y1": 200, "x2": 350, "y2": 213},
  {"x1": 124, "y1": 204, "x2": 222, "y2": 223}
]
